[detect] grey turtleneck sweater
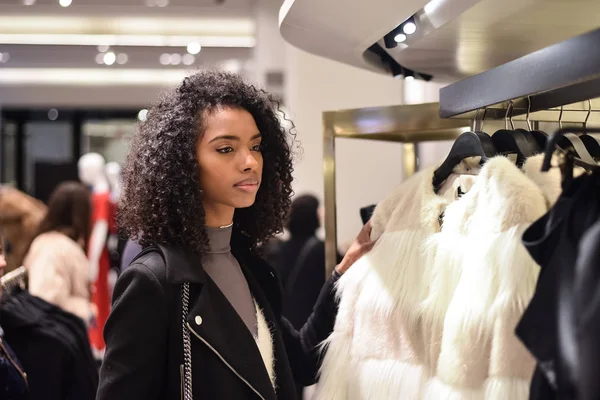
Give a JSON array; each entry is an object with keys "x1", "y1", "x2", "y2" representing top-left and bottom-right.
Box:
[{"x1": 203, "y1": 225, "x2": 258, "y2": 338}]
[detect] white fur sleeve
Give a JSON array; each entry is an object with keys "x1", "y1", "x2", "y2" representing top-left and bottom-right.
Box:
[{"x1": 315, "y1": 261, "x2": 366, "y2": 400}]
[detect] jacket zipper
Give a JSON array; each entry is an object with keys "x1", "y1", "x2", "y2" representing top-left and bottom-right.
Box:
[
  {"x1": 0, "y1": 337, "x2": 28, "y2": 388},
  {"x1": 185, "y1": 323, "x2": 266, "y2": 400}
]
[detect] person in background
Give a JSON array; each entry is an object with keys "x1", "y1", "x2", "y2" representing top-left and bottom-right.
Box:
[
  {"x1": 23, "y1": 182, "x2": 95, "y2": 324},
  {"x1": 265, "y1": 194, "x2": 339, "y2": 330},
  {"x1": 0, "y1": 186, "x2": 47, "y2": 273},
  {"x1": 0, "y1": 230, "x2": 28, "y2": 400}
]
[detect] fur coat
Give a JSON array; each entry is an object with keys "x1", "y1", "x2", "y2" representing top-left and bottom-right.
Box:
[{"x1": 316, "y1": 155, "x2": 561, "y2": 400}]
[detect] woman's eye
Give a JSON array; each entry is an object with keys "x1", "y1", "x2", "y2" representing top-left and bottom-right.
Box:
[
  {"x1": 217, "y1": 147, "x2": 234, "y2": 154},
  {"x1": 251, "y1": 144, "x2": 262, "y2": 152}
]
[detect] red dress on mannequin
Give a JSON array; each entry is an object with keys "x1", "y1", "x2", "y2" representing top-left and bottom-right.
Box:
[{"x1": 88, "y1": 191, "x2": 111, "y2": 352}]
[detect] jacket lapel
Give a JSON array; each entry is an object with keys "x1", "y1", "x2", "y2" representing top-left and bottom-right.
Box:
[{"x1": 186, "y1": 278, "x2": 277, "y2": 400}]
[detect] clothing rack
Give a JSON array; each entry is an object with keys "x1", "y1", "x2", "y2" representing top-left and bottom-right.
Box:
[
  {"x1": 323, "y1": 28, "x2": 600, "y2": 275},
  {"x1": 322, "y1": 102, "x2": 468, "y2": 275}
]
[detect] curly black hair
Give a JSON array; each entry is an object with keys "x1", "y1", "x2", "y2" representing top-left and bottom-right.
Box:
[{"x1": 119, "y1": 69, "x2": 296, "y2": 256}]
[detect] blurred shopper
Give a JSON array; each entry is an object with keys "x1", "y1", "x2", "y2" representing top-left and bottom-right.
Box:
[
  {"x1": 265, "y1": 194, "x2": 337, "y2": 330},
  {"x1": 0, "y1": 186, "x2": 47, "y2": 273},
  {"x1": 23, "y1": 182, "x2": 95, "y2": 324},
  {"x1": 0, "y1": 231, "x2": 29, "y2": 400}
]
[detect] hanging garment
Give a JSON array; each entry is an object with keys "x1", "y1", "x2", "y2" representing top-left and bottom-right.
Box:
[
  {"x1": 517, "y1": 168, "x2": 600, "y2": 400},
  {"x1": 317, "y1": 156, "x2": 553, "y2": 400},
  {"x1": 0, "y1": 289, "x2": 98, "y2": 400},
  {"x1": 88, "y1": 190, "x2": 111, "y2": 352}
]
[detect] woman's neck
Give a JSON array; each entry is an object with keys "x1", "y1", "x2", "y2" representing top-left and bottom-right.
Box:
[{"x1": 203, "y1": 202, "x2": 234, "y2": 228}]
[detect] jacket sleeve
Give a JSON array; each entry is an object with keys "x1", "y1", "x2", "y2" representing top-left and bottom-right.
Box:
[
  {"x1": 97, "y1": 263, "x2": 169, "y2": 400},
  {"x1": 279, "y1": 271, "x2": 341, "y2": 387}
]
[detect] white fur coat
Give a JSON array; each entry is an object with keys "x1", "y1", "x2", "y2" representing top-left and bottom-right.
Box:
[{"x1": 316, "y1": 155, "x2": 561, "y2": 400}]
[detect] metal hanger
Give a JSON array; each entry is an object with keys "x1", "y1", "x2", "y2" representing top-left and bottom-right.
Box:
[
  {"x1": 492, "y1": 100, "x2": 536, "y2": 166},
  {"x1": 432, "y1": 107, "x2": 496, "y2": 193},
  {"x1": 528, "y1": 96, "x2": 549, "y2": 149},
  {"x1": 579, "y1": 99, "x2": 600, "y2": 160},
  {"x1": 553, "y1": 105, "x2": 597, "y2": 165}
]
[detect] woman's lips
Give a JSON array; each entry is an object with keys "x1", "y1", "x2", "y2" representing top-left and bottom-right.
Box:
[{"x1": 234, "y1": 183, "x2": 259, "y2": 193}]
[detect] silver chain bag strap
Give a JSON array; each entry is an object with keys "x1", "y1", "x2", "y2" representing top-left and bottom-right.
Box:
[{"x1": 181, "y1": 282, "x2": 193, "y2": 400}]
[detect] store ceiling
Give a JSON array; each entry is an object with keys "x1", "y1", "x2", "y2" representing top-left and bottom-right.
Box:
[
  {"x1": 0, "y1": 0, "x2": 255, "y2": 88},
  {"x1": 280, "y1": 0, "x2": 600, "y2": 82}
]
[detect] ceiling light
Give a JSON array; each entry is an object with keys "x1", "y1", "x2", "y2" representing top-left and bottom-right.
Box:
[
  {"x1": 48, "y1": 109, "x2": 59, "y2": 121},
  {"x1": 59, "y1": 0, "x2": 72, "y2": 7},
  {"x1": 156, "y1": 0, "x2": 169, "y2": 6},
  {"x1": 394, "y1": 33, "x2": 407, "y2": 43},
  {"x1": 424, "y1": 0, "x2": 444, "y2": 14},
  {"x1": 23, "y1": 0, "x2": 36, "y2": 5},
  {"x1": 103, "y1": 51, "x2": 116, "y2": 66},
  {"x1": 0, "y1": 34, "x2": 256, "y2": 48},
  {"x1": 403, "y1": 22, "x2": 417, "y2": 35},
  {"x1": 116, "y1": 53, "x2": 128, "y2": 65},
  {"x1": 138, "y1": 109, "x2": 148, "y2": 121},
  {"x1": 95, "y1": 53, "x2": 104, "y2": 64},
  {"x1": 0, "y1": 53, "x2": 10, "y2": 63},
  {"x1": 182, "y1": 54, "x2": 195, "y2": 65},
  {"x1": 0, "y1": 68, "x2": 189, "y2": 86},
  {"x1": 145, "y1": 0, "x2": 156, "y2": 6},
  {"x1": 97, "y1": 44, "x2": 109, "y2": 53},
  {"x1": 170, "y1": 53, "x2": 182, "y2": 65},
  {"x1": 405, "y1": 75, "x2": 415, "y2": 81},
  {"x1": 187, "y1": 42, "x2": 201, "y2": 55},
  {"x1": 159, "y1": 53, "x2": 171, "y2": 65}
]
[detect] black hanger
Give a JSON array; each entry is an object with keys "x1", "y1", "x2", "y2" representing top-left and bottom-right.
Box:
[
  {"x1": 554, "y1": 133, "x2": 597, "y2": 165},
  {"x1": 432, "y1": 131, "x2": 496, "y2": 193},
  {"x1": 579, "y1": 101, "x2": 600, "y2": 160},
  {"x1": 580, "y1": 134, "x2": 600, "y2": 160},
  {"x1": 541, "y1": 127, "x2": 600, "y2": 172},
  {"x1": 491, "y1": 101, "x2": 537, "y2": 166}
]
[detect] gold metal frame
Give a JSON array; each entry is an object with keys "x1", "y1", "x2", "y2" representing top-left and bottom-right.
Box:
[{"x1": 322, "y1": 102, "x2": 469, "y2": 275}]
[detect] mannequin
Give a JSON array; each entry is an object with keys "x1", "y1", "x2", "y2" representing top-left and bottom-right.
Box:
[
  {"x1": 78, "y1": 153, "x2": 110, "y2": 355},
  {"x1": 105, "y1": 162, "x2": 122, "y2": 204}
]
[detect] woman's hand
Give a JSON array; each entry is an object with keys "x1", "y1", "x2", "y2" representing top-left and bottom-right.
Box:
[{"x1": 335, "y1": 220, "x2": 377, "y2": 275}]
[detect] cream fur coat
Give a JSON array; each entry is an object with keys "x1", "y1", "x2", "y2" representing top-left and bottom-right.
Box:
[{"x1": 316, "y1": 155, "x2": 562, "y2": 400}]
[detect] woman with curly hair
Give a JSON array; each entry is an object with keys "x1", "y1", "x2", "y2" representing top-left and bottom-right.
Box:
[{"x1": 96, "y1": 70, "x2": 374, "y2": 400}]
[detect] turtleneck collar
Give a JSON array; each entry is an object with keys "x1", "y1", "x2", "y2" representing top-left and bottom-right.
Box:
[{"x1": 205, "y1": 224, "x2": 233, "y2": 254}]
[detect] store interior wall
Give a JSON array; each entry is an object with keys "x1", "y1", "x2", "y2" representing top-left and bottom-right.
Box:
[{"x1": 284, "y1": 47, "x2": 405, "y2": 249}]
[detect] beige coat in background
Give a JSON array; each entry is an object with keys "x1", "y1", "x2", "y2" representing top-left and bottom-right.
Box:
[{"x1": 24, "y1": 231, "x2": 92, "y2": 323}]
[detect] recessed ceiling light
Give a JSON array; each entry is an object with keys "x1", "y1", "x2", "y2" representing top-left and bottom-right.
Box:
[
  {"x1": 116, "y1": 53, "x2": 128, "y2": 65},
  {"x1": 0, "y1": 53, "x2": 10, "y2": 63},
  {"x1": 405, "y1": 75, "x2": 415, "y2": 81},
  {"x1": 187, "y1": 42, "x2": 201, "y2": 55},
  {"x1": 182, "y1": 54, "x2": 195, "y2": 65},
  {"x1": 403, "y1": 22, "x2": 417, "y2": 35},
  {"x1": 97, "y1": 45, "x2": 109, "y2": 53},
  {"x1": 95, "y1": 53, "x2": 105, "y2": 64},
  {"x1": 59, "y1": 0, "x2": 72, "y2": 7},
  {"x1": 48, "y1": 109, "x2": 59, "y2": 121},
  {"x1": 159, "y1": 53, "x2": 171, "y2": 65},
  {"x1": 23, "y1": 0, "x2": 36, "y2": 5},
  {"x1": 138, "y1": 109, "x2": 148, "y2": 121},
  {"x1": 171, "y1": 53, "x2": 182, "y2": 65},
  {"x1": 394, "y1": 33, "x2": 407, "y2": 43},
  {"x1": 156, "y1": 0, "x2": 169, "y2": 6},
  {"x1": 103, "y1": 51, "x2": 116, "y2": 66}
]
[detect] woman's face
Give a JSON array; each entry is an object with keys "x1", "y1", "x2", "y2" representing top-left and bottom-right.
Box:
[{"x1": 196, "y1": 107, "x2": 264, "y2": 216}]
